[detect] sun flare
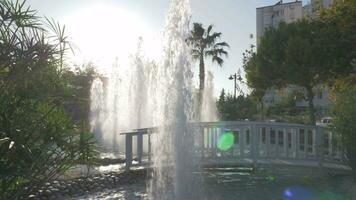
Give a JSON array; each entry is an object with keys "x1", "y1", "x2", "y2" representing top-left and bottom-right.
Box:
[{"x1": 64, "y1": 3, "x2": 161, "y2": 73}]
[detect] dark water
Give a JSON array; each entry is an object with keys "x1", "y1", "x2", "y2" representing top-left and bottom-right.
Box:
[{"x1": 74, "y1": 169, "x2": 355, "y2": 200}]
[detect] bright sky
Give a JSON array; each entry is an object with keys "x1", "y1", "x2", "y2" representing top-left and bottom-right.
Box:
[{"x1": 26, "y1": 0, "x2": 310, "y2": 97}]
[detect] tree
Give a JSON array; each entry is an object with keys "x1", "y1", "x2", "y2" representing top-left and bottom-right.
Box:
[
  {"x1": 243, "y1": 44, "x2": 271, "y2": 120},
  {"x1": 62, "y1": 62, "x2": 100, "y2": 124},
  {"x1": 0, "y1": 1, "x2": 99, "y2": 198},
  {"x1": 217, "y1": 91, "x2": 257, "y2": 121},
  {"x1": 322, "y1": 2, "x2": 356, "y2": 171},
  {"x1": 218, "y1": 88, "x2": 225, "y2": 103},
  {"x1": 318, "y1": 0, "x2": 356, "y2": 68},
  {"x1": 330, "y1": 75, "x2": 356, "y2": 179},
  {"x1": 187, "y1": 23, "x2": 229, "y2": 116},
  {"x1": 251, "y1": 17, "x2": 354, "y2": 124}
]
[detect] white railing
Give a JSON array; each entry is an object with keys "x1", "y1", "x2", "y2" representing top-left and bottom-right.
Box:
[{"x1": 121, "y1": 121, "x2": 346, "y2": 170}]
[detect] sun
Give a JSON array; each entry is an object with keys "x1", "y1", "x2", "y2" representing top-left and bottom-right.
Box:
[{"x1": 64, "y1": 3, "x2": 161, "y2": 73}]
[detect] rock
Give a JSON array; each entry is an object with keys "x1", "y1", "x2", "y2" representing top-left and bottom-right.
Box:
[
  {"x1": 52, "y1": 188, "x2": 59, "y2": 193},
  {"x1": 28, "y1": 194, "x2": 36, "y2": 199}
]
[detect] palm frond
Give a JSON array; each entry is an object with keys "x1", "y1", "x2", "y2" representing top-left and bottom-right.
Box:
[
  {"x1": 212, "y1": 56, "x2": 224, "y2": 66},
  {"x1": 206, "y1": 24, "x2": 213, "y2": 36},
  {"x1": 215, "y1": 42, "x2": 230, "y2": 48},
  {"x1": 191, "y1": 23, "x2": 204, "y2": 38},
  {"x1": 188, "y1": 22, "x2": 229, "y2": 68},
  {"x1": 205, "y1": 48, "x2": 228, "y2": 58},
  {"x1": 205, "y1": 32, "x2": 222, "y2": 47},
  {"x1": 191, "y1": 48, "x2": 200, "y2": 55}
]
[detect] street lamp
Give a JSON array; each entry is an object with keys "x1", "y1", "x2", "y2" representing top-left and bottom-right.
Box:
[{"x1": 228, "y1": 69, "x2": 244, "y2": 99}]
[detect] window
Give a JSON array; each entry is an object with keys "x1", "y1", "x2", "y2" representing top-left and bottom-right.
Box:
[{"x1": 280, "y1": 9, "x2": 284, "y2": 15}]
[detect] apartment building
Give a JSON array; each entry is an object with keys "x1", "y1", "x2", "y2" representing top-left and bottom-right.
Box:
[
  {"x1": 256, "y1": 1, "x2": 302, "y2": 45},
  {"x1": 256, "y1": 0, "x2": 333, "y2": 110},
  {"x1": 304, "y1": 0, "x2": 333, "y2": 18}
]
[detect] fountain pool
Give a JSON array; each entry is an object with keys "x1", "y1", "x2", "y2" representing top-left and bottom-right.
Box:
[{"x1": 72, "y1": 168, "x2": 355, "y2": 200}]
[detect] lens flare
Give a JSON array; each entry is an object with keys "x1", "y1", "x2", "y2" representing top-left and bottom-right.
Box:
[
  {"x1": 282, "y1": 186, "x2": 313, "y2": 200},
  {"x1": 217, "y1": 132, "x2": 234, "y2": 151},
  {"x1": 284, "y1": 189, "x2": 293, "y2": 198}
]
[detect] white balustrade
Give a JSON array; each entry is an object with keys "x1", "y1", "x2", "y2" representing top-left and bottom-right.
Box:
[{"x1": 121, "y1": 121, "x2": 347, "y2": 170}]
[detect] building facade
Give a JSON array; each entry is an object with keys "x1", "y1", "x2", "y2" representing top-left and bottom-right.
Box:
[
  {"x1": 256, "y1": 1, "x2": 302, "y2": 45},
  {"x1": 304, "y1": 0, "x2": 333, "y2": 18},
  {"x1": 256, "y1": 0, "x2": 333, "y2": 112}
]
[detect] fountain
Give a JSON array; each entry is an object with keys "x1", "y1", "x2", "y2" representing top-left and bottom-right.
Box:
[
  {"x1": 90, "y1": 0, "x2": 197, "y2": 198},
  {"x1": 148, "y1": 0, "x2": 196, "y2": 199},
  {"x1": 90, "y1": 41, "x2": 157, "y2": 156},
  {"x1": 86, "y1": 0, "x2": 356, "y2": 199},
  {"x1": 201, "y1": 71, "x2": 219, "y2": 122}
]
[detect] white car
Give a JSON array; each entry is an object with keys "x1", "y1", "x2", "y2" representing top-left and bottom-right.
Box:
[{"x1": 317, "y1": 117, "x2": 333, "y2": 126}]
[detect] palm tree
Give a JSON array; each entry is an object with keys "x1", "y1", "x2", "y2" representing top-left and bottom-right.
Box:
[{"x1": 187, "y1": 23, "x2": 229, "y2": 117}]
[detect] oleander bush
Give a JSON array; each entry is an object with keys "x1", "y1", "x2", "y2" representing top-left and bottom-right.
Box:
[{"x1": 0, "y1": 0, "x2": 98, "y2": 198}]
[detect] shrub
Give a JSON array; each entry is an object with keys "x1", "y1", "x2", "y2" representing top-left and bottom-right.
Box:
[{"x1": 0, "y1": 0, "x2": 99, "y2": 198}]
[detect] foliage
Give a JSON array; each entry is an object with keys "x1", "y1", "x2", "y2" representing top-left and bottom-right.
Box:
[
  {"x1": 330, "y1": 75, "x2": 356, "y2": 178},
  {"x1": 265, "y1": 97, "x2": 310, "y2": 124},
  {"x1": 318, "y1": 0, "x2": 356, "y2": 52},
  {"x1": 77, "y1": 121, "x2": 100, "y2": 175},
  {"x1": 244, "y1": 1, "x2": 355, "y2": 124},
  {"x1": 0, "y1": 0, "x2": 99, "y2": 198},
  {"x1": 187, "y1": 23, "x2": 229, "y2": 119},
  {"x1": 266, "y1": 94, "x2": 297, "y2": 116},
  {"x1": 243, "y1": 43, "x2": 271, "y2": 119},
  {"x1": 217, "y1": 90, "x2": 257, "y2": 121},
  {"x1": 62, "y1": 62, "x2": 99, "y2": 123}
]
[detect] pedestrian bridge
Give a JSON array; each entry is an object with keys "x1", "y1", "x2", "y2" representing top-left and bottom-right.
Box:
[{"x1": 121, "y1": 121, "x2": 351, "y2": 175}]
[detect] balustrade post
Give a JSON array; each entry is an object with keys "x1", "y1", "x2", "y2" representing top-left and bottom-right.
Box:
[
  {"x1": 316, "y1": 126, "x2": 324, "y2": 170},
  {"x1": 240, "y1": 127, "x2": 245, "y2": 158},
  {"x1": 296, "y1": 129, "x2": 300, "y2": 159},
  {"x1": 251, "y1": 124, "x2": 258, "y2": 165},
  {"x1": 213, "y1": 127, "x2": 217, "y2": 157},
  {"x1": 266, "y1": 127, "x2": 270, "y2": 157},
  {"x1": 125, "y1": 134, "x2": 133, "y2": 170},
  {"x1": 283, "y1": 128, "x2": 288, "y2": 157},
  {"x1": 148, "y1": 130, "x2": 151, "y2": 163},
  {"x1": 201, "y1": 125, "x2": 205, "y2": 159},
  {"x1": 137, "y1": 133, "x2": 143, "y2": 164}
]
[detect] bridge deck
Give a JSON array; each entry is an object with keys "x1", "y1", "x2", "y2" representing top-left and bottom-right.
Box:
[{"x1": 121, "y1": 121, "x2": 351, "y2": 175}]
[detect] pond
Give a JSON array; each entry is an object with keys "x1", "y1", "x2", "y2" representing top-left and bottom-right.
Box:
[{"x1": 72, "y1": 168, "x2": 355, "y2": 200}]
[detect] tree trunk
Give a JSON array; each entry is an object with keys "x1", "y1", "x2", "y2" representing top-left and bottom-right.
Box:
[
  {"x1": 197, "y1": 54, "x2": 205, "y2": 121},
  {"x1": 199, "y1": 54, "x2": 205, "y2": 92},
  {"x1": 305, "y1": 86, "x2": 316, "y2": 125}
]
